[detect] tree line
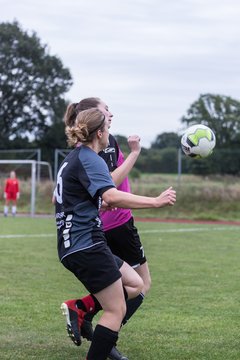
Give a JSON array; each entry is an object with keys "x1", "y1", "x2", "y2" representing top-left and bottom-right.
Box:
[{"x1": 1, "y1": 21, "x2": 240, "y2": 175}]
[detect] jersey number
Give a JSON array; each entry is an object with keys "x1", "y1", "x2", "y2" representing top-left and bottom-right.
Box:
[{"x1": 56, "y1": 162, "x2": 68, "y2": 204}]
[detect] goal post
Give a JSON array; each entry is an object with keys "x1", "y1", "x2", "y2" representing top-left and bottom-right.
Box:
[
  {"x1": 0, "y1": 160, "x2": 53, "y2": 217},
  {"x1": 54, "y1": 149, "x2": 71, "y2": 180},
  {"x1": 0, "y1": 149, "x2": 42, "y2": 182}
]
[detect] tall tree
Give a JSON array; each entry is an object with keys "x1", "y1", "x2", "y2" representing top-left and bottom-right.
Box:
[
  {"x1": 181, "y1": 93, "x2": 240, "y2": 148},
  {"x1": 0, "y1": 21, "x2": 72, "y2": 148},
  {"x1": 151, "y1": 132, "x2": 180, "y2": 149}
]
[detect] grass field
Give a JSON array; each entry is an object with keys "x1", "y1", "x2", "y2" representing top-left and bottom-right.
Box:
[{"x1": 1, "y1": 217, "x2": 240, "y2": 359}]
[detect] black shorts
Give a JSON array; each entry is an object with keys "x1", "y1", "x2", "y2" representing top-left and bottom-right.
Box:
[
  {"x1": 61, "y1": 242, "x2": 123, "y2": 294},
  {"x1": 105, "y1": 217, "x2": 147, "y2": 268}
]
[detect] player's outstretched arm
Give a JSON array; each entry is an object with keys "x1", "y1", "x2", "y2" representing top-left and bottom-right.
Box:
[
  {"x1": 103, "y1": 186, "x2": 176, "y2": 209},
  {"x1": 111, "y1": 135, "x2": 141, "y2": 187}
]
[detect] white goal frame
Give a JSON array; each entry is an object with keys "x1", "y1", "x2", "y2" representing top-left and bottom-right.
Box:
[{"x1": 0, "y1": 160, "x2": 53, "y2": 217}]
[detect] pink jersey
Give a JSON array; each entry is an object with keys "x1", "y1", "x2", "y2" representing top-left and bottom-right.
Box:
[{"x1": 100, "y1": 148, "x2": 132, "y2": 231}]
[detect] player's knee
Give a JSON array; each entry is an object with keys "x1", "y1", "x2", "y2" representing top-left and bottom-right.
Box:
[
  {"x1": 143, "y1": 275, "x2": 152, "y2": 294},
  {"x1": 111, "y1": 298, "x2": 126, "y2": 321}
]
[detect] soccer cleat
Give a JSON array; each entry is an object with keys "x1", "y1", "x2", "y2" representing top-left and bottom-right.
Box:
[
  {"x1": 108, "y1": 346, "x2": 129, "y2": 360},
  {"x1": 81, "y1": 319, "x2": 94, "y2": 341},
  {"x1": 61, "y1": 300, "x2": 85, "y2": 346}
]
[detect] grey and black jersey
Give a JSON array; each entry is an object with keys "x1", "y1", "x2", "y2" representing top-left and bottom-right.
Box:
[{"x1": 55, "y1": 145, "x2": 115, "y2": 261}]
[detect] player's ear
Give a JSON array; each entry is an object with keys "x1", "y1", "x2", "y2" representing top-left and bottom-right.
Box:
[{"x1": 97, "y1": 129, "x2": 103, "y2": 138}]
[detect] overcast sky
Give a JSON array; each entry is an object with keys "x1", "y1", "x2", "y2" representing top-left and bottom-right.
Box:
[{"x1": 1, "y1": 0, "x2": 240, "y2": 147}]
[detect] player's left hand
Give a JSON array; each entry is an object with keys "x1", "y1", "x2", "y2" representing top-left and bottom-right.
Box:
[
  {"x1": 156, "y1": 186, "x2": 176, "y2": 207},
  {"x1": 101, "y1": 200, "x2": 117, "y2": 211},
  {"x1": 128, "y1": 135, "x2": 141, "y2": 154}
]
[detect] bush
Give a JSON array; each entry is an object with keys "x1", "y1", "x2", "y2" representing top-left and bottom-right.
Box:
[{"x1": 3, "y1": 175, "x2": 240, "y2": 221}]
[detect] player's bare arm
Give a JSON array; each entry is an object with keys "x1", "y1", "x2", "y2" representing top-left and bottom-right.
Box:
[
  {"x1": 102, "y1": 186, "x2": 176, "y2": 209},
  {"x1": 111, "y1": 135, "x2": 141, "y2": 187}
]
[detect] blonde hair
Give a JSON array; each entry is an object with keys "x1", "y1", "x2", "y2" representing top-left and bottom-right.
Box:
[{"x1": 66, "y1": 108, "x2": 105, "y2": 146}]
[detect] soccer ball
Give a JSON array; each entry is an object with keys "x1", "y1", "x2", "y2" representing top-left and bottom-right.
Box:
[{"x1": 181, "y1": 124, "x2": 216, "y2": 158}]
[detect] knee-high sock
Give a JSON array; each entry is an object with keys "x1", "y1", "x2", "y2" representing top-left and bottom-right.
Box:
[
  {"x1": 86, "y1": 324, "x2": 118, "y2": 360},
  {"x1": 122, "y1": 292, "x2": 144, "y2": 325}
]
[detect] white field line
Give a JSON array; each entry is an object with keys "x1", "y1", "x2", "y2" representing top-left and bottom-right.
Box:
[
  {"x1": 0, "y1": 226, "x2": 238, "y2": 239},
  {"x1": 0, "y1": 233, "x2": 56, "y2": 239},
  {"x1": 140, "y1": 227, "x2": 239, "y2": 233}
]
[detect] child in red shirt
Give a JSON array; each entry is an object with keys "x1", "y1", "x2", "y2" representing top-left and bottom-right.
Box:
[{"x1": 4, "y1": 171, "x2": 20, "y2": 216}]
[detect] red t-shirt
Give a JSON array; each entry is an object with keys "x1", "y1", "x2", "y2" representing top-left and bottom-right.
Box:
[{"x1": 4, "y1": 178, "x2": 19, "y2": 200}]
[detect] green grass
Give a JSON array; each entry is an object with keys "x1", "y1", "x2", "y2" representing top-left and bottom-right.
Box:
[{"x1": 1, "y1": 217, "x2": 240, "y2": 359}]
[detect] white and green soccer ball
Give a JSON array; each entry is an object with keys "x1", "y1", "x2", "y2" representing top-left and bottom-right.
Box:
[{"x1": 181, "y1": 124, "x2": 216, "y2": 158}]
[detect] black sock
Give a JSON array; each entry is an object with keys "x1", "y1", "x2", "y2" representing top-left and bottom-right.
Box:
[
  {"x1": 84, "y1": 311, "x2": 95, "y2": 322},
  {"x1": 122, "y1": 292, "x2": 144, "y2": 325},
  {"x1": 76, "y1": 294, "x2": 102, "y2": 321},
  {"x1": 86, "y1": 324, "x2": 118, "y2": 360}
]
